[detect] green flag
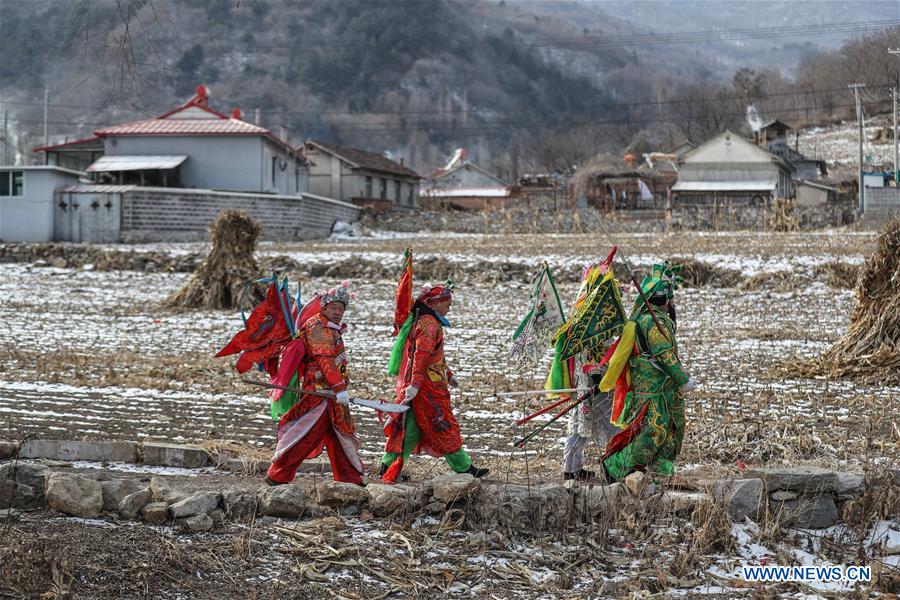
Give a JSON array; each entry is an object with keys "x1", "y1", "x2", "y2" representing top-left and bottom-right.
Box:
[{"x1": 557, "y1": 271, "x2": 626, "y2": 361}]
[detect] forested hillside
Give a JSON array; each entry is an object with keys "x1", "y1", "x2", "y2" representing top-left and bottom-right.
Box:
[{"x1": 1, "y1": 0, "x2": 899, "y2": 176}]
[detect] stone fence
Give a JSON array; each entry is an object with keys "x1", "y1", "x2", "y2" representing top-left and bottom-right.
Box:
[
  {"x1": 2, "y1": 438, "x2": 885, "y2": 535},
  {"x1": 53, "y1": 186, "x2": 359, "y2": 243}
]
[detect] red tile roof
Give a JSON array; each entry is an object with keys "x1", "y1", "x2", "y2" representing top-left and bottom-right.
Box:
[
  {"x1": 96, "y1": 116, "x2": 268, "y2": 136},
  {"x1": 35, "y1": 87, "x2": 301, "y2": 160}
]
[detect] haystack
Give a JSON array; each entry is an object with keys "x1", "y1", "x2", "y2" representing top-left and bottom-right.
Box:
[
  {"x1": 165, "y1": 209, "x2": 264, "y2": 310},
  {"x1": 787, "y1": 219, "x2": 900, "y2": 384}
]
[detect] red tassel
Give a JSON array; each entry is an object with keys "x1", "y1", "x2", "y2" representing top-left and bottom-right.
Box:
[{"x1": 381, "y1": 457, "x2": 404, "y2": 483}]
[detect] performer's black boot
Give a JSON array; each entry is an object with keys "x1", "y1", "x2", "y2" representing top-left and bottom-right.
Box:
[
  {"x1": 466, "y1": 465, "x2": 489, "y2": 478},
  {"x1": 564, "y1": 468, "x2": 596, "y2": 481},
  {"x1": 265, "y1": 476, "x2": 285, "y2": 487}
]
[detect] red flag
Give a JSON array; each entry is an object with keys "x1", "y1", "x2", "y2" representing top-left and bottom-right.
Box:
[
  {"x1": 216, "y1": 281, "x2": 292, "y2": 372},
  {"x1": 392, "y1": 248, "x2": 413, "y2": 336}
]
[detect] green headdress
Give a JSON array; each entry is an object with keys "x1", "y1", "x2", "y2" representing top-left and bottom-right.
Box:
[{"x1": 633, "y1": 260, "x2": 683, "y2": 312}]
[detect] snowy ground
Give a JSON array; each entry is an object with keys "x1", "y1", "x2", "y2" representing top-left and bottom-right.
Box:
[
  {"x1": 0, "y1": 229, "x2": 894, "y2": 481},
  {"x1": 1, "y1": 229, "x2": 898, "y2": 597}
]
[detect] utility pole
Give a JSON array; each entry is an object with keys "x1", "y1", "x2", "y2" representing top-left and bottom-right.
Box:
[
  {"x1": 848, "y1": 83, "x2": 866, "y2": 214},
  {"x1": 43, "y1": 86, "x2": 50, "y2": 157},
  {"x1": 893, "y1": 87, "x2": 898, "y2": 186},
  {"x1": 889, "y1": 49, "x2": 900, "y2": 183},
  {"x1": 1, "y1": 110, "x2": 7, "y2": 165}
]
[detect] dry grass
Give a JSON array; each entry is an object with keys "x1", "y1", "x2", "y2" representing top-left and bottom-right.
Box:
[{"x1": 781, "y1": 219, "x2": 900, "y2": 385}]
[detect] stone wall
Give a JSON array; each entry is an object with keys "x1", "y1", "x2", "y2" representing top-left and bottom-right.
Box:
[
  {"x1": 862, "y1": 187, "x2": 900, "y2": 228},
  {"x1": 120, "y1": 188, "x2": 359, "y2": 242},
  {"x1": 1, "y1": 438, "x2": 885, "y2": 533}
]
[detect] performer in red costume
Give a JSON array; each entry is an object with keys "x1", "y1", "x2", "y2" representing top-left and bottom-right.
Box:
[
  {"x1": 266, "y1": 281, "x2": 364, "y2": 486},
  {"x1": 380, "y1": 282, "x2": 489, "y2": 483}
]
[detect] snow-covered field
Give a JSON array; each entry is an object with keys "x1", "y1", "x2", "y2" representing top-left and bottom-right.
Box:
[{"x1": 0, "y1": 229, "x2": 894, "y2": 480}]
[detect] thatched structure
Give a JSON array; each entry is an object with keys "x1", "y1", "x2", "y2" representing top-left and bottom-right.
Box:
[
  {"x1": 784, "y1": 218, "x2": 900, "y2": 384},
  {"x1": 165, "y1": 209, "x2": 265, "y2": 310}
]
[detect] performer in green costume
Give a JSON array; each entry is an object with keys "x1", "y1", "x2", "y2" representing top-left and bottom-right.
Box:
[{"x1": 602, "y1": 261, "x2": 697, "y2": 482}]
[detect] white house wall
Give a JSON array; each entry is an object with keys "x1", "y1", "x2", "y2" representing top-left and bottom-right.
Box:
[
  {"x1": 105, "y1": 135, "x2": 305, "y2": 195},
  {"x1": 0, "y1": 170, "x2": 80, "y2": 242}
]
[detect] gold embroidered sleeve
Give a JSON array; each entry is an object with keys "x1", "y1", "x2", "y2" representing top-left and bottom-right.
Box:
[{"x1": 646, "y1": 319, "x2": 689, "y2": 386}]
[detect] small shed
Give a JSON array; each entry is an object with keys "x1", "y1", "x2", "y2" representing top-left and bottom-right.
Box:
[
  {"x1": 0, "y1": 166, "x2": 85, "y2": 242},
  {"x1": 792, "y1": 180, "x2": 839, "y2": 207}
]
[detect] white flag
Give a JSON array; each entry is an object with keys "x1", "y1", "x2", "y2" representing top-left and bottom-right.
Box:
[{"x1": 510, "y1": 263, "x2": 567, "y2": 370}]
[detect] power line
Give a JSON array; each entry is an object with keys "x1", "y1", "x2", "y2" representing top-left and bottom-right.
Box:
[
  {"x1": 1, "y1": 83, "x2": 891, "y2": 119},
  {"x1": 5, "y1": 99, "x2": 871, "y2": 136},
  {"x1": 32, "y1": 18, "x2": 900, "y2": 58}
]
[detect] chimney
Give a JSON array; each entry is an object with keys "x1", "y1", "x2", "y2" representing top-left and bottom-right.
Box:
[
  {"x1": 231, "y1": 108, "x2": 243, "y2": 120},
  {"x1": 254, "y1": 108, "x2": 260, "y2": 125},
  {"x1": 400, "y1": 157, "x2": 404, "y2": 166}
]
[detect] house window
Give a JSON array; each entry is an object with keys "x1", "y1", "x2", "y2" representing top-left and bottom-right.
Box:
[
  {"x1": 0, "y1": 171, "x2": 23, "y2": 196},
  {"x1": 394, "y1": 180, "x2": 401, "y2": 203},
  {"x1": 295, "y1": 168, "x2": 300, "y2": 193},
  {"x1": 407, "y1": 184, "x2": 414, "y2": 206},
  {"x1": 379, "y1": 178, "x2": 387, "y2": 199},
  {"x1": 365, "y1": 176, "x2": 373, "y2": 197},
  {"x1": 271, "y1": 156, "x2": 277, "y2": 187}
]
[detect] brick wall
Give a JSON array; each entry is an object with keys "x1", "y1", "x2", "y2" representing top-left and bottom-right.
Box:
[
  {"x1": 862, "y1": 187, "x2": 900, "y2": 227},
  {"x1": 119, "y1": 188, "x2": 359, "y2": 242}
]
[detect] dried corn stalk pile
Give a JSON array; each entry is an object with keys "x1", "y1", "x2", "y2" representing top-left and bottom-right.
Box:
[
  {"x1": 165, "y1": 209, "x2": 264, "y2": 310},
  {"x1": 785, "y1": 219, "x2": 900, "y2": 384}
]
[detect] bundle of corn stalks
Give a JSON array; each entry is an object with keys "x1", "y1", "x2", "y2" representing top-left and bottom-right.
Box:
[
  {"x1": 782, "y1": 219, "x2": 900, "y2": 384},
  {"x1": 769, "y1": 197, "x2": 799, "y2": 232},
  {"x1": 165, "y1": 209, "x2": 264, "y2": 310}
]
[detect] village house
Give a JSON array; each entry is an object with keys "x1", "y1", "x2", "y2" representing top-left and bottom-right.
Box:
[
  {"x1": 0, "y1": 166, "x2": 84, "y2": 242},
  {"x1": 757, "y1": 119, "x2": 827, "y2": 181},
  {"x1": 419, "y1": 148, "x2": 513, "y2": 209},
  {"x1": 303, "y1": 139, "x2": 420, "y2": 210},
  {"x1": 36, "y1": 85, "x2": 308, "y2": 196},
  {"x1": 575, "y1": 153, "x2": 676, "y2": 212},
  {"x1": 14, "y1": 86, "x2": 358, "y2": 243},
  {"x1": 672, "y1": 131, "x2": 795, "y2": 206}
]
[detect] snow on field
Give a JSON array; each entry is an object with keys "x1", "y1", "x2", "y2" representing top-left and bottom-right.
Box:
[{"x1": 0, "y1": 230, "x2": 894, "y2": 478}]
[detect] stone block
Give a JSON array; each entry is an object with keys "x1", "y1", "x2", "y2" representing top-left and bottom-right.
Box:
[
  {"x1": 0, "y1": 462, "x2": 48, "y2": 492},
  {"x1": 119, "y1": 488, "x2": 152, "y2": 519},
  {"x1": 834, "y1": 473, "x2": 865, "y2": 500},
  {"x1": 659, "y1": 490, "x2": 709, "y2": 514},
  {"x1": 100, "y1": 479, "x2": 146, "y2": 511},
  {"x1": 774, "y1": 494, "x2": 839, "y2": 529},
  {"x1": 177, "y1": 513, "x2": 213, "y2": 532},
  {"x1": 0, "y1": 441, "x2": 17, "y2": 460},
  {"x1": 259, "y1": 485, "x2": 305, "y2": 518},
  {"x1": 45, "y1": 473, "x2": 104, "y2": 518},
  {"x1": 714, "y1": 478, "x2": 763, "y2": 522},
  {"x1": 18, "y1": 440, "x2": 139, "y2": 463},
  {"x1": 746, "y1": 467, "x2": 838, "y2": 494},
  {"x1": 573, "y1": 483, "x2": 623, "y2": 519},
  {"x1": 142, "y1": 442, "x2": 210, "y2": 469},
  {"x1": 474, "y1": 483, "x2": 571, "y2": 530},
  {"x1": 222, "y1": 487, "x2": 259, "y2": 520},
  {"x1": 314, "y1": 481, "x2": 370, "y2": 508},
  {"x1": 150, "y1": 476, "x2": 187, "y2": 504},
  {"x1": 0, "y1": 480, "x2": 42, "y2": 510},
  {"x1": 170, "y1": 491, "x2": 221, "y2": 518},
  {"x1": 770, "y1": 490, "x2": 799, "y2": 501},
  {"x1": 366, "y1": 483, "x2": 425, "y2": 517},
  {"x1": 431, "y1": 473, "x2": 480, "y2": 503},
  {"x1": 142, "y1": 502, "x2": 170, "y2": 524},
  {"x1": 0, "y1": 508, "x2": 20, "y2": 522}
]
